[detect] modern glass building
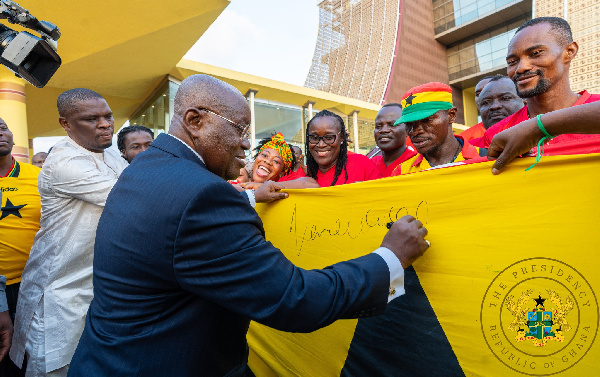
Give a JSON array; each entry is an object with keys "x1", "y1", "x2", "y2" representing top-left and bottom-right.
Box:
[
  {"x1": 128, "y1": 60, "x2": 381, "y2": 156},
  {"x1": 305, "y1": 0, "x2": 600, "y2": 131},
  {"x1": 15, "y1": 0, "x2": 381, "y2": 162}
]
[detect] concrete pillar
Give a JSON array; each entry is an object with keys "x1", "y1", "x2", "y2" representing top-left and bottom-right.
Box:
[
  {"x1": 245, "y1": 89, "x2": 258, "y2": 150},
  {"x1": 350, "y1": 110, "x2": 360, "y2": 153},
  {"x1": 0, "y1": 71, "x2": 28, "y2": 162},
  {"x1": 303, "y1": 101, "x2": 316, "y2": 147},
  {"x1": 306, "y1": 101, "x2": 315, "y2": 119}
]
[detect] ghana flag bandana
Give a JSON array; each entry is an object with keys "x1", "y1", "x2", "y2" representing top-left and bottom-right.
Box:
[
  {"x1": 395, "y1": 82, "x2": 453, "y2": 124},
  {"x1": 258, "y1": 133, "x2": 293, "y2": 174}
]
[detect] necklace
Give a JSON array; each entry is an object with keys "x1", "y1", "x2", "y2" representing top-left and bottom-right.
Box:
[
  {"x1": 102, "y1": 154, "x2": 119, "y2": 177},
  {"x1": 425, "y1": 140, "x2": 461, "y2": 167}
]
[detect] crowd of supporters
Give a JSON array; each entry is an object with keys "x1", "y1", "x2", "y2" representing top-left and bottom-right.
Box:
[{"x1": 0, "y1": 15, "x2": 598, "y2": 377}]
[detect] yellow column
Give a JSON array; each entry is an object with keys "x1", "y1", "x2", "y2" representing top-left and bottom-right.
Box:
[
  {"x1": 462, "y1": 88, "x2": 479, "y2": 128},
  {"x1": 0, "y1": 71, "x2": 28, "y2": 163}
]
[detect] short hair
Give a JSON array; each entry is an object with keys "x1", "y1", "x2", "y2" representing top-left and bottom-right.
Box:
[
  {"x1": 57, "y1": 88, "x2": 104, "y2": 118},
  {"x1": 117, "y1": 125, "x2": 154, "y2": 152},
  {"x1": 381, "y1": 103, "x2": 402, "y2": 110},
  {"x1": 488, "y1": 75, "x2": 510, "y2": 83},
  {"x1": 516, "y1": 17, "x2": 573, "y2": 46},
  {"x1": 477, "y1": 75, "x2": 500, "y2": 86}
]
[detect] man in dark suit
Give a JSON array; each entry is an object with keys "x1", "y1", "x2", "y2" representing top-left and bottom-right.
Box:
[{"x1": 68, "y1": 74, "x2": 430, "y2": 377}]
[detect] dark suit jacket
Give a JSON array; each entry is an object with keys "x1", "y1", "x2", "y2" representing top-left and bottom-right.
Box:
[{"x1": 68, "y1": 133, "x2": 389, "y2": 377}]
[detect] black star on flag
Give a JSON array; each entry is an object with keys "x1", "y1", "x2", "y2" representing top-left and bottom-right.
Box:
[
  {"x1": 404, "y1": 93, "x2": 416, "y2": 106},
  {"x1": 0, "y1": 198, "x2": 26, "y2": 220},
  {"x1": 534, "y1": 294, "x2": 546, "y2": 308}
]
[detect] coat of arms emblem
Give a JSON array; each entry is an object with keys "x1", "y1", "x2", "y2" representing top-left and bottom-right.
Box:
[{"x1": 505, "y1": 289, "x2": 573, "y2": 346}]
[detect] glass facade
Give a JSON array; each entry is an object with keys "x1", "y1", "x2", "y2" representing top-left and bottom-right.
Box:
[
  {"x1": 304, "y1": 0, "x2": 400, "y2": 104},
  {"x1": 434, "y1": 0, "x2": 516, "y2": 34},
  {"x1": 447, "y1": 15, "x2": 528, "y2": 81},
  {"x1": 130, "y1": 80, "x2": 179, "y2": 135},
  {"x1": 254, "y1": 101, "x2": 303, "y2": 142},
  {"x1": 128, "y1": 78, "x2": 377, "y2": 158},
  {"x1": 356, "y1": 119, "x2": 376, "y2": 154}
]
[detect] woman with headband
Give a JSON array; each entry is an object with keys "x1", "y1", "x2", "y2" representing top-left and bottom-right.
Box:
[{"x1": 236, "y1": 133, "x2": 319, "y2": 190}]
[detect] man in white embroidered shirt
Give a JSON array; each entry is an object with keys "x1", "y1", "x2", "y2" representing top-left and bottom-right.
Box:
[{"x1": 10, "y1": 88, "x2": 128, "y2": 377}]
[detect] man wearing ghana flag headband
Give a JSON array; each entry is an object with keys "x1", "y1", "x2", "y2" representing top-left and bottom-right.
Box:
[{"x1": 390, "y1": 82, "x2": 479, "y2": 176}]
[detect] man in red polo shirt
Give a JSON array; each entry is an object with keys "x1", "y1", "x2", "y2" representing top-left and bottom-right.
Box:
[
  {"x1": 371, "y1": 104, "x2": 416, "y2": 177},
  {"x1": 472, "y1": 17, "x2": 600, "y2": 150},
  {"x1": 458, "y1": 76, "x2": 494, "y2": 144},
  {"x1": 474, "y1": 75, "x2": 525, "y2": 155},
  {"x1": 390, "y1": 82, "x2": 479, "y2": 176}
]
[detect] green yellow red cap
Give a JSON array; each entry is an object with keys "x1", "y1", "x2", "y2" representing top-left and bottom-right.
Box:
[{"x1": 394, "y1": 82, "x2": 453, "y2": 125}]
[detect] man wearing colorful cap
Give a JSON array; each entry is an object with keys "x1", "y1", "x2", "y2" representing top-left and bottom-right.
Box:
[{"x1": 390, "y1": 82, "x2": 478, "y2": 176}]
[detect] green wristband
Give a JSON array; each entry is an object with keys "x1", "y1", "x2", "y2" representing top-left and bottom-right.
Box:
[
  {"x1": 525, "y1": 115, "x2": 554, "y2": 171},
  {"x1": 536, "y1": 114, "x2": 553, "y2": 138}
]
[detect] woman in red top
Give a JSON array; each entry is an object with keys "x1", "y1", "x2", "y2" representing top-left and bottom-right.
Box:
[
  {"x1": 235, "y1": 133, "x2": 319, "y2": 191},
  {"x1": 305, "y1": 110, "x2": 382, "y2": 187}
]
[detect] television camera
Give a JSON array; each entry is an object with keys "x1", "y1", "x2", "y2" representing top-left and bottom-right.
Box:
[{"x1": 0, "y1": 0, "x2": 60, "y2": 88}]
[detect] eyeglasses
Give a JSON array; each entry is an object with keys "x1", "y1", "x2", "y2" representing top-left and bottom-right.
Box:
[
  {"x1": 308, "y1": 132, "x2": 340, "y2": 145},
  {"x1": 197, "y1": 108, "x2": 250, "y2": 140}
]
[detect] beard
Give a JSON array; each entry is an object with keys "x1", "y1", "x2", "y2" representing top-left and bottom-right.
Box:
[
  {"x1": 0, "y1": 145, "x2": 12, "y2": 156},
  {"x1": 513, "y1": 70, "x2": 551, "y2": 98}
]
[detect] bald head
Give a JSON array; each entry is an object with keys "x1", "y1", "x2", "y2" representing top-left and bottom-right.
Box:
[
  {"x1": 173, "y1": 74, "x2": 247, "y2": 119},
  {"x1": 170, "y1": 74, "x2": 251, "y2": 180}
]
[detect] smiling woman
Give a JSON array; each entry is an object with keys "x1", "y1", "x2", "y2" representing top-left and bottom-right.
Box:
[
  {"x1": 233, "y1": 133, "x2": 319, "y2": 191},
  {"x1": 252, "y1": 133, "x2": 294, "y2": 183},
  {"x1": 306, "y1": 110, "x2": 381, "y2": 187}
]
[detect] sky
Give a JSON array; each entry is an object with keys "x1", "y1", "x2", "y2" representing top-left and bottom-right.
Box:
[
  {"x1": 34, "y1": 0, "x2": 320, "y2": 154},
  {"x1": 183, "y1": 0, "x2": 320, "y2": 86}
]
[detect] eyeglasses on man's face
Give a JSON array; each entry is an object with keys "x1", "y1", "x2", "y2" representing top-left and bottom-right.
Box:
[
  {"x1": 307, "y1": 132, "x2": 341, "y2": 145},
  {"x1": 197, "y1": 108, "x2": 250, "y2": 140}
]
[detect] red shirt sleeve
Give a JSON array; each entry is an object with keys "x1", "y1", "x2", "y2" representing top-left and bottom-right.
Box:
[{"x1": 278, "y1": 168, "x2": 306, "y2": 182}]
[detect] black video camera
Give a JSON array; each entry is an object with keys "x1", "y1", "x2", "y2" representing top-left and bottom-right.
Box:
[{"x1": 0, "y1": 0, "x2": 60, "y2": 88}]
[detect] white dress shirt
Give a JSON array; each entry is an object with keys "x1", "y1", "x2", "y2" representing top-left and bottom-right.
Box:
[{"x1": 10, "y1": 137, "x2": 127, "y2": 373}]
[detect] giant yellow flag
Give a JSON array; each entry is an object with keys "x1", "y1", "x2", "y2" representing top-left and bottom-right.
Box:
[{"x1": 248, "y1": 154, "x2": 600, "y2": 377}]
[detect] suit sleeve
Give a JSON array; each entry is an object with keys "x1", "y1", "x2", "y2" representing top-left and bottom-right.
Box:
[{"x1": 172, "y1": 181, "x2": 390, "y2": 333}]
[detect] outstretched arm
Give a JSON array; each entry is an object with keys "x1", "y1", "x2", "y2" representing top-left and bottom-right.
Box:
[
  {"x1": 243, "y1": 177, "x2": 320, "y2": 190},
  {"x1": 174, "y1": 182, "x2": 429, "y2": 333},
  {"x1": 488, "y1": 101, "x2": 600, "y2": 174}
]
